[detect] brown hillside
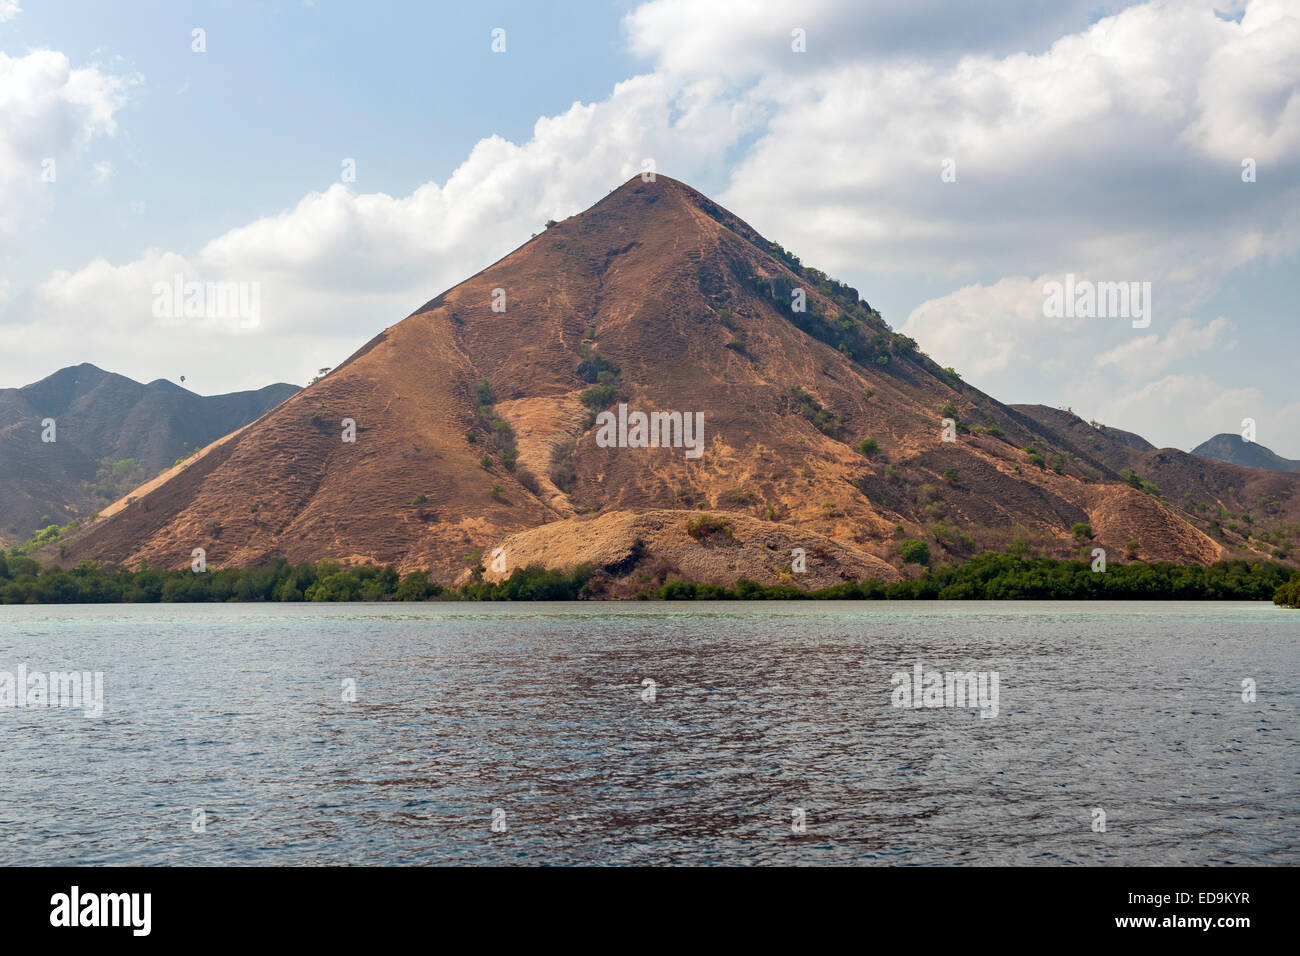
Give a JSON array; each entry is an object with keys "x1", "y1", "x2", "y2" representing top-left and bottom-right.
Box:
[
  {"x1": 473, "y1": 509, "x2": 901, "y2": 591},
  {"x1": 52, "y1": 176, "x2": 1299, "y2": 584},
  {"x1": 1013, "y1": 404, "x2": 1300, "y2": 562}
]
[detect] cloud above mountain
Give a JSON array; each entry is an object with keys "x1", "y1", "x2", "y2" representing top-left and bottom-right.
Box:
[
  {"x1": 0, "y1": 48, "x2": 128, "y2": 234},
  {"x1": 1, "y1": 0, "x2": 1296, "y2": 453}
]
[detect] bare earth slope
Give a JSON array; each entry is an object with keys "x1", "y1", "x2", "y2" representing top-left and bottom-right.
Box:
[{"x1": 54, "y1": 177, "x2": 1297, "y2": 584}]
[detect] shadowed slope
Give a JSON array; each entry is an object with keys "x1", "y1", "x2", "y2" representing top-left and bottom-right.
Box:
[{"x1": 0, "y1": 365, "x2": 297, "y2": 546}]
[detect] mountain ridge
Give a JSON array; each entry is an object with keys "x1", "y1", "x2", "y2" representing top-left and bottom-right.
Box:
[
  {"x1": 0, "y1": 364, "x2": 298, "y2": 546},
  {"x1": 45, "y1": 176, "x2": 1300, "y2": 584}
]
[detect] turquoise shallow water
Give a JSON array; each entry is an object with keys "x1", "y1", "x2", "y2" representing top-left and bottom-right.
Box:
[{"x1": 0, "y1": 600, "x2": 1296, "y2": 865}]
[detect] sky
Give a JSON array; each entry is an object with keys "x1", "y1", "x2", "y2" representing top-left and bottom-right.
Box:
[{"x1": 1, "y1": 0, "x2": 1297, "y2": 455}]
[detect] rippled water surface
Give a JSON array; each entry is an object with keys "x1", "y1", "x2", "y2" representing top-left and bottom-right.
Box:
[{"x1": 1, "y1": 601, "x2": 1296, "y2": 865}]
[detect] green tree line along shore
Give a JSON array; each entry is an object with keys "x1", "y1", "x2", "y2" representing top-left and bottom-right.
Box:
[{"x1": 1, "y1": 551, "x2": 1297, "y2": 606}]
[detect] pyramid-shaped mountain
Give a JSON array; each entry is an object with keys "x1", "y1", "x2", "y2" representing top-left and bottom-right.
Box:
[{"x1": 55, "y1": 176, "x2": 1300, "y2": 587}]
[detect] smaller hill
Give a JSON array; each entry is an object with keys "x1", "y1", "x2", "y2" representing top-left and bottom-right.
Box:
[
  {"x1": 0, "y1": 364, "x2": 298, "y2": 546},
  {"x1": 1192, "y1": 434, "x2": 1300, "y2": 473}
]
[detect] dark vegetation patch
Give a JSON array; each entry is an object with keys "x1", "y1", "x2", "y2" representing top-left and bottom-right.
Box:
[
  {"x1": 470, "y1": 380, "x2": 522, "y2": 476},
  {"x1": 1, "y1": 553, "x2": 1292, "y2": 604},
  {"x1": 685, "y1": 514, "x2": 735, "y2": 541},
  {"x1": 787, "y1": 386, "x2": 844, "y2": 438}
]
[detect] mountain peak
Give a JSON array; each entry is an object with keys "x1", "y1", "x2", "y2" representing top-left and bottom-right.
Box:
[
  {"x1": 146, "y1": 378, "x2": 190, "y2": 393},
  {"x1": 579, "y1": 174, "x2": 768, "y2": 246},
  {"x1": 602, "y1": 173, "x2": 714, "y2": 207},
  {"x1": 54, "y1": 178, "x2": 1300, "y2": 582},
  {"x1": 1193, "y1": 433, "x2": 1300, "y2": 472}
]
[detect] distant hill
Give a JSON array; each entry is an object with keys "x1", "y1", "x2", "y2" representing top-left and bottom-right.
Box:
[
  {"x1": 52, "y1": 176, "x2": 1300, "y2": 584},
  {"x1": 1192, "y1": 434, "x2": 1300, "y2": 473},
  {"x1": 1096, "y1": 425, "x2": 1154, "y2": 452},
  {"x1": 0, "y1": 364, "x2": 297, "y2": 546},
  {"x1": 1012, "y1": 405, "x2": 1300, "y2": 559}
]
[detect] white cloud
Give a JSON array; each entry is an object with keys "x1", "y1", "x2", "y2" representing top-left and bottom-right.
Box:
[
  {"x1": 897, "y1": 273, "x2": 1240, "y2": 383},
  {"x1": 1107, "y1": 383, "x2": 1296, "y2": 458},
  {"x1": 901, "y1": 275, "x2": 1074, "y2": 378},
  {"x1": 625, "y1": 0, "x2": 1131, "y2": 74},
  {"x1": 1, "y1": 72, "x2": 757, "y2": 390},
  {"x1": 1095, "y1": 316, "x2": 1235, "y2": 377},
  {"x1": 1078, "y1": 373, "x2": 1264, "y2": 451},
  {"x1": 900, "y1": 275, "x2": 1267, "y2": 450},
  {"x1": 0, "y1": 2, "x2": 20, "y2": 25},
  {"x1": 0, "y1": 49, "x2": 129, "y2": 233},
  {"x1": 2, "y1": 0, "x2": 1297, "y2": 462},
  {"x1": 1183, "y1": 0, "x2": 1300, "y2": 162},
  {"x1": 713, "y1": 0, "x2": 1300, "y2": 306}
]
